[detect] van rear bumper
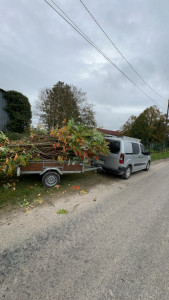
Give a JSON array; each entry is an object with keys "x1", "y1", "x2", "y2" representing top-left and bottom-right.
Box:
[
  {"x1": 102, "y1": 166, "x2": 126, "y2": 175},
  {"x1": 92, "y1": 162, "x2": 126, "y2": 175}
]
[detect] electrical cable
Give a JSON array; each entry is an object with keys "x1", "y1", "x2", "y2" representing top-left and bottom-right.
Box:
[
  {"x1": 43, "y1": 0, "x2": 166, "y2": 111},
  {"x1": 80, "y1": 0, "x2": 167, "y2": 102}
]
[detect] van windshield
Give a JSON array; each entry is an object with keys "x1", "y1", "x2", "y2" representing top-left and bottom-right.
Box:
[{"x1": 108, "y1": 140, "x2": 120, "y2": 154}]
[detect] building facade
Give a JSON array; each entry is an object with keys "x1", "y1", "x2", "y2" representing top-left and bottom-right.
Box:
[{"x1": 0, "y1": 89, "x2": 9, "y2": 132}]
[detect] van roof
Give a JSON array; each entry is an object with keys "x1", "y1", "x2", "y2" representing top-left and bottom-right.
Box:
[{"x1": 106, "y1": 135, "x2": 141, "y2": 142}]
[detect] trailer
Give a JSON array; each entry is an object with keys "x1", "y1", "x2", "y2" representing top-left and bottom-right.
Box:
[{"x1": 17, "y1": 161, "x2": 101, "y2": 187}]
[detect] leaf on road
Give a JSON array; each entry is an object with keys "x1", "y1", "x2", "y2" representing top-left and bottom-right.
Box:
[
  {"x1": 72, "y1": 185, "x2": 80, "y2": 190},
  {"x1": 57, "y1": 209, "x2": 69, "y2": 215},
  {"x1": 54, "y1": 185, "x2": 60, "y2": 189},
  {"x1": 80, "y1": 189, "x2": 88, "y2": 194},
  {"x1": 34, "y1": 198, "x2": 44, "y2": 204}
]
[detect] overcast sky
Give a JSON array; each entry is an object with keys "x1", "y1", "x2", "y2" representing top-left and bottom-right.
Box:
[{"x1": 1, "y1": 0, "x2": 169, "y2": 129}]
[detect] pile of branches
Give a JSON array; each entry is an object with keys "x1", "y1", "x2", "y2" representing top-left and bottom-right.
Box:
[{"x1": 0, "y1": 119, "x2": 109, "y2": 175}]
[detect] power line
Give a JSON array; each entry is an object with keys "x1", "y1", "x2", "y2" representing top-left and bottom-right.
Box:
[
  {"x1": 43, "y1": 0, "x2": 166, "y2": 111},
  {"x1": 80, "y1": 0, "x2": 167, "y2": 102}
]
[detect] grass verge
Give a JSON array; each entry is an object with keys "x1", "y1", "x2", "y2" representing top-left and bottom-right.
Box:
[
  {"x1": 1, "y1": 152, "x2": 169, "y2": 210},
  {"x1": 0, "y1": 170, "x2": 107, "y2": 210},
  {"x1": 150, "y1": 151, "x2": 169, "y2": 161}
]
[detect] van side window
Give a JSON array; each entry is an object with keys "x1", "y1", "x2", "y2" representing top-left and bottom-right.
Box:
[
  {"x1": 124, "y1": 142, "x2": 133, "y2": 154},
  {"x1": 140, "y1": 144, "x2": 146, "y2": 153},
  {"x1": 108, "y1": 141, "x2": 120, "y2": 154},
  {"x1": 132, "y1": 143, "x2": 140, "y2": 154}
]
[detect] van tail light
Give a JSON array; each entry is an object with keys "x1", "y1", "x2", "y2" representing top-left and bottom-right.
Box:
[{"x1": 119, "y1": 153, "x2": 124, "y2": 164}]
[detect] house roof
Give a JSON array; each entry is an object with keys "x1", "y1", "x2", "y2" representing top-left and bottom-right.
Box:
[{"x1": 97, "y1": 128, "x2": 122, "y2": 136}]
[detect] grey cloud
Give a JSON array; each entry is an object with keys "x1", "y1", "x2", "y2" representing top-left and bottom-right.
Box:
[{"x1": 0, "y1": 0, "x2": 168, "y2": 129}]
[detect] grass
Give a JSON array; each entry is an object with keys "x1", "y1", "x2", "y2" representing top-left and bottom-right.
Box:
[
  {"x1": 150, "y1": 151, "x2": 169, "y2": 161},
  {"x1": 57, "y1": 209, "x2": 69, "y2": 215},
  {"x1": 0, "y1": 170, "x2": 104, "y2": 210}
]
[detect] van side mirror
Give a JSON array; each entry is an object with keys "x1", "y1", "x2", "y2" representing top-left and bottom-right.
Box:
[{"x1": 142, "y1": 151, "x2": 150, "y2": 155}]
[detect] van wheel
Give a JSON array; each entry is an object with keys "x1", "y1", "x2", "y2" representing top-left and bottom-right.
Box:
[
  {"x1": 42, "y1": 171, "x2": 60, "y2": 188},
  {"x1": 121, "y1": 166, "x2": 131, "y2": 180},
  {"x1": 144, "y1": 161, "x2": 150, "y2": 171}
]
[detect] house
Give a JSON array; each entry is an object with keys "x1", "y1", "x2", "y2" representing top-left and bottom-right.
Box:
[
  {"x1": 97, "y1": 128, "x2": 122, "y2": 137},
  {"x1": 0, "y1": 89, "x2": 9, "y2": 132}
]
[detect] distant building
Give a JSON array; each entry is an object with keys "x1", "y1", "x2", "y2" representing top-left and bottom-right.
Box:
[
  {"x1": 97, "y1": 128, "x2": 122, "y2": 136},
  {"x1": 0, "y1": 89, "x2": 9, "y2": 132}
]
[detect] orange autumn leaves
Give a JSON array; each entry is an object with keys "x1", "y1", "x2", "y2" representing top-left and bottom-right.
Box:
[
  {"x1": 50, "y1": 119, "x2": 109, "y2": 162},
  {"x1": 0, "y1": 119, "x2": 109, "y2": 175}
]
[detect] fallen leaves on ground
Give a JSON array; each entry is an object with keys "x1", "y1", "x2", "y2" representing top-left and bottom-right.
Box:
[
  {"x1": 73, "y1": 204, "x2": 79, "y2": 210},
  {"x1": 54, "y1": 185, "x2": 60, "y2": 189},
  {"x1": 25, "y1": 207, "x2": 29, "y2": 214},
  {"x1": 80, "y1": 189, "x2": 88, "y2": 194},
  {"x1": 57, "y1": 209, "x2": 69, "y2": 215},
  {"x1": 72, "y1": 185, "x2": 80, "y2": 190},
  {"x1": 3, "y1": 181, "x2": 16, "y2": 191},
  {"x1": 34, "y1": 198, "x2": 44, "y2": 205},
  {"x1": 19, "y1": 199, "x2": 30, "y2": 207}
]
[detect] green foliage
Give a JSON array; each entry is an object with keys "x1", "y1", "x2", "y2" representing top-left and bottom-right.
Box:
[
  {"x1": 121, "y1": 115, "x2": 136, "y2": 136},
  {"x1": 121, "y1": 106, "x2": 166, "y2": 144},
  {"x1": 50, "y1": 119, "x2": 109, "y2": 161},
  {"x1": 36, "y1": 81, "x2": 96, "y2": 130},
  {"x1": 0, "y1": 131, "x2": 9, "y2": 145},
  {"x1": 130, "y1": 113, "x2": 150, "y2": 144},
  {"x1": 4, "y1": 90, "x2": 32, "y2": 133},
  {"x1": 5, "y1": 132, "x2": 28, "y2": 141},
  {"x1": 57, "y1": 209, "x2": 69, "y2": 215},
  {"x1": 150, "y1": 151, "x2": 169, "y2": 161},
  {"x1": 0, "y1": 119, "x2": 109, "y2": 175}
]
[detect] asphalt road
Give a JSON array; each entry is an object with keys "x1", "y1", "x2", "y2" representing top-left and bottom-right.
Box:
[{"x1": 1, "y1": 160, "x2": 169, "y2": 300}]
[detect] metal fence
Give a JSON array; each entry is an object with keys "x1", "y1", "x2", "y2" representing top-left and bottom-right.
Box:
[{"x1": 148, "y1": 142, "x2": 169, "y2": 153}]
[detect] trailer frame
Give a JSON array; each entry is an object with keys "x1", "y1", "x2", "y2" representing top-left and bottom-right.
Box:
[{"x1": 17, "y1": 160, "x2": 101, "y2": 187}]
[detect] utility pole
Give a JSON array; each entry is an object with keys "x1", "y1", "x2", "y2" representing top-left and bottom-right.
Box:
[{"x1": 163, "y1": 99, "x2": 169, "y2": 153}]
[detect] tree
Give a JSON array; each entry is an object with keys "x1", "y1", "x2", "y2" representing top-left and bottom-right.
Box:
[
  {"x1": 36, "y1": 81, "x2": 96, "y2": 130},
  {"x1": 130, "y1": 113, "x2": 150, "y2": 144},
  {"x1": 121, "y1": 105, "x2": 166, "y2": 144},
  {"x1": 121, "y1": 115, "x2": 137, "y2": 136},
  {"x1": 143, "y1": 106, "x2": 166, "y2": 143},
  {"x1": 4, "y1": 90, "x2": 32, "y2": 133}
]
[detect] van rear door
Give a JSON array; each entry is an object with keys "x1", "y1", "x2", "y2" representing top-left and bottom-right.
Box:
[{"x1": 99, "y1": 139, "x2": 121, "y2": 170}]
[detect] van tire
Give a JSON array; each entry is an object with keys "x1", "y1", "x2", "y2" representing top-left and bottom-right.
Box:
[
  {"x1": 121, "y1": 166, "x2": 131, "y2": 180},
  {"x1": 144, "y1": 161, "x2": 150, "y2": 171},
  {"x1": 42, "y1": 171, "x2": 60, "y2": 188}
]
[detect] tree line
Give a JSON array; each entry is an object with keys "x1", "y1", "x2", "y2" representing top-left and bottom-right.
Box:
[
  {"x1": 3, "y1": 83, "x2": 167, "y2": 148},
  {"x1": 121, "y1": 105, "x2": 167, "y2": 145},
  {"x1": 3, "y1": 81, "x2": 96, "y2": 134}
]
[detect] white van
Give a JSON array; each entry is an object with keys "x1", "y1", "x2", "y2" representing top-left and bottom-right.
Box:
[{"x1": 93, "y1": 136, "x2": 151, "y2": 179}]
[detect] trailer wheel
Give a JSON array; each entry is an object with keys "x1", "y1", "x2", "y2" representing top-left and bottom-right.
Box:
[{"x1": 42, "y1": 171, "x2": 60, "y2": 188}]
